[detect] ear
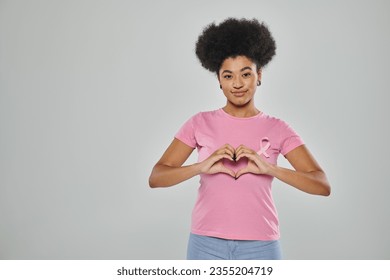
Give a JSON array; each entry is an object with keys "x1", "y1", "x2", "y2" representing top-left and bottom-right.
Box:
[{"x1": 257, "y1": 68, "x2": 262, "y2": 83}]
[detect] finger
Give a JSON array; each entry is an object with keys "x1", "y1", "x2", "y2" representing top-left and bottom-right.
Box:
[
  {"x1": 236, "y1": 150, "x2": 257, "y2": 162},
  {"x1": 235, "y1": 145, "x2": 255, "y2": 158},
  {"x1": 217, "y1": 144, "x2": 235, "y2": 154},
  {"x1": 214, "y1": 153, "x2": 235, "y2": 162},
  {"x1": 216, "y1": 146, "x2": 234, "y2": 159},
  {"x1": 225, "y1": 148, "x2": 235, "y2": 159},
  {"x1": 216, "y1": 144, "x2": 235, "y2": 160},
  {"x1": 209, "y1": 160, "x2": 235, "y2": 177},
  {"x1": 234, "y1": 146, "x2": 244, "y2": 158},
  {"x1": 222, "y1": 144, "x2": 235, "y2": 158},
  {"x1": 223, "y1": 143, "x2": 236, "y2": 153},
  {"x1": 235, "y1": 149, "x2": 246, "y2": 159},
  {"x1": 222, "y1": 154, "x2": 235, "y2": 162},
  {"x1": 234, "y1": 145, "x2": 244, "y2": 156},
  {"x1": 235, "y1": 166, "x2": 251, "y2": 179},
  {"x1": 235, "y1": 151, "x2": 250, "y2": 161},
  {"x1": 220, "y1": 167, "x2": 236, "y2": 178}
]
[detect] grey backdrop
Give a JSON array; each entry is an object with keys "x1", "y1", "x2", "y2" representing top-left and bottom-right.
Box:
[{"x1": 1, "y1": 0, "x2": 389, "y2": 259}]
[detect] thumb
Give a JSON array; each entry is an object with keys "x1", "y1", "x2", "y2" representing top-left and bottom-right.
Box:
[
  {"x1": 235, "y1": 167, "x2": 250, "y2": 180},
  {"x1": 219, "y1": 166, "x2": 236, "y2": 178}
]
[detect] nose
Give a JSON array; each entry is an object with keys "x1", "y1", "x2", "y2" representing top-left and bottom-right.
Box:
[{"x1": 233, "y1": 76, "x2": 243, "y2": 89}]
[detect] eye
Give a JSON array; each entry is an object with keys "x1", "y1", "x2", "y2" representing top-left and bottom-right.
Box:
[
  {"x1": 242, "y1": 72, "x2": 252, "y2": 78},
  {"x1": 223, "y1": 74, "x2": 232, "y2": 79}
]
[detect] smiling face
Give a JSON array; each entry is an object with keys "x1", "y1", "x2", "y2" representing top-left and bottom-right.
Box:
[{"x1": 218, "y1": 56, "x2": 261, "y2": 110}]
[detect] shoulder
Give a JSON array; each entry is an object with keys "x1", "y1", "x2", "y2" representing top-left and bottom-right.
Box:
[
  {"x1": 260, "y1": 113, "x2": 302, "y2": 138},
  {"x1": 187, "y1": 109, "x2": 220, "y2": 123},
  {"x1": 260, "y1": 112, "x2": 290, "y2": 128}
]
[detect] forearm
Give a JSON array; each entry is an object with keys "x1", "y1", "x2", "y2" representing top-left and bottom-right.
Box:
[
  {"x1": 149, "y1": 163, "x2": 202, "y2": 188},
  {"x1": 267, "y1": 165, "x2": 331, "y2": 196}
]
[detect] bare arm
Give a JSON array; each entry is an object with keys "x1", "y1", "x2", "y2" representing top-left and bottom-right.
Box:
[
  {"x1": 149, "y1": 139, "x2": 197, "y2": 188},
  {"x1": 149, "y1": 139, "x2": 236, "y2": 188},
  {"x1": 269, "y1": 145, "x2": 331, "y2": 196}
]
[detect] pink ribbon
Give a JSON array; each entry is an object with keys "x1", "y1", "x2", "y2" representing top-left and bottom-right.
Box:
[{"x1": 257, "y1": 137, "x2": 270, "y2": 158}]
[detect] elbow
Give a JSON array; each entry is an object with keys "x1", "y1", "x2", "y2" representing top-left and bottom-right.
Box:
[
  {"x1": 148, "y1": 168, "x2": 158, "y2": 188},
  {"x1": 319, "y1": 181, "x2": 331, "y2": 196},
  {"x1": 148, "y1": 175, "x2": 159, "y2": 188},
  {"x1": 149, "y1": 163, "x2": 173, "y2": 188},
  {"x1": 148, "y1": 163, "x2": 160, "y2": 188},
  {"x1": 149, "y1": 167, "x2": 166, "y2": 188},
  {"x1": 321, "y1": 185, "x2": 331, "y2": 196},
  {"x1": 316, "y1": 171, "x2": 331, "y2": 196}
]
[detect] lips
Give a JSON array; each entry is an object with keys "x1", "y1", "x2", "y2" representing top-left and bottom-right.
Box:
[{"x1": 231, "y1": 90, "x2": 247, "y2": 97}]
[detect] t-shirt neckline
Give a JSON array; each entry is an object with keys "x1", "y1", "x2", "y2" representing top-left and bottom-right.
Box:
[{"x1": 219, "y1": 108, "x2": 265, "y2": 120}]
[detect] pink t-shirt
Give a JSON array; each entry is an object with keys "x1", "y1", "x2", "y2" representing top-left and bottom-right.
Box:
[{"x1": 175, "y1": 108, "x2": 304, "y2": 240}]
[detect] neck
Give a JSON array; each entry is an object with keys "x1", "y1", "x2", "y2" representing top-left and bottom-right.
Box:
[{"x1": 222, "y1": 102, "x2": 260, "y2": 118}]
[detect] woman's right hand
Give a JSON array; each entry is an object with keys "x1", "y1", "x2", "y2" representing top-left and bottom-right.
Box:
[
  {"x1": 198, "y1": 144, "x2": 236, "y2": 177},
  {"x1": 149, "y1": 140, "x2": 236, "y2": 188}
]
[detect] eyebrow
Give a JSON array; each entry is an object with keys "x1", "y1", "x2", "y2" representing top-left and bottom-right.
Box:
[{"x1": 221, "y1": 66, "x2": 253, "y2": 74}]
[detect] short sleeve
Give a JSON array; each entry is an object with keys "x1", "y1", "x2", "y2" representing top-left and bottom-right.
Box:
[
  {"x1": 279, "y1": 121, "x2": 305, "y2": 156},
  {"x1": 174, "y1": 115, "x2": 197, "y2": 148}
]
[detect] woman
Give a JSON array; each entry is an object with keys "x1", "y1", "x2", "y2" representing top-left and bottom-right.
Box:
[{"x1": 149, "y1": 18, "x2": 331, "y2": 260}]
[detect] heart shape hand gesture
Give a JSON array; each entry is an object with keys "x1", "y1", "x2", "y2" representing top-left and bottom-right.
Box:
[{"x1": 199, "y1": 144, "x2": 272, "y2": 179}]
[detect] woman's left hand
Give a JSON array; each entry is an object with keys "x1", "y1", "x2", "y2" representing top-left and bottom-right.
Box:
[
  {"x1": 234, "y1": 144, "x2": 331, "y2": 196},
  {"x1": 235, "y1": 144, "x2": 272, "y2": 178}
]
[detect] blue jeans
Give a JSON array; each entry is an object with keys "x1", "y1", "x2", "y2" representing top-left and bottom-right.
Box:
[{"x1": 187, "y1": 233, "x2": 282, "y2": 260}]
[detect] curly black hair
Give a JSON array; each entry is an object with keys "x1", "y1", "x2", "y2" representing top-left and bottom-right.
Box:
[{"x1": 195, "y1": 18, "x2": 276, "y2": 74}]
